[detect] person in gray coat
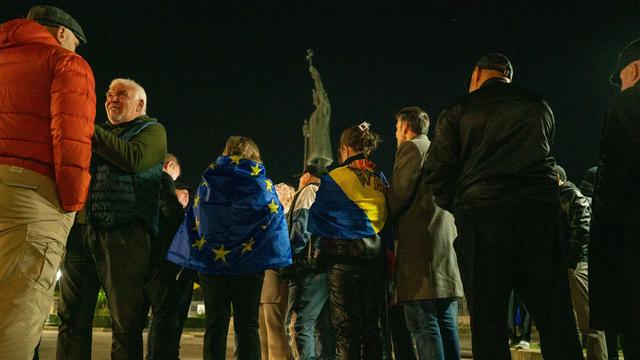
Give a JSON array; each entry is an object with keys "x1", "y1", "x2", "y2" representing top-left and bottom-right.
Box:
[{"x1": 387, "y1": 106, "x2": 464, "y2": 359}]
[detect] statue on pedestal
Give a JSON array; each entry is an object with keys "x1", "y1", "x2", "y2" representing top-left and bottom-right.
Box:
[{"x1": 304, "y1": 49, "x2": 333, "y2": 167}]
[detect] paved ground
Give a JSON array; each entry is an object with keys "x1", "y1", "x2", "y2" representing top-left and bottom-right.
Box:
[
  {"x1": 39, "y1": 327, "x2": 474, "y2": 359},
  {"x1": 40, "y1": 328, "x2": 210, "y2": 360}
]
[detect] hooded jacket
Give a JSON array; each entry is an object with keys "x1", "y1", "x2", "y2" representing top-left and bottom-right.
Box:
[{"x1": 0, "y1": 19, "x2": 96, "y2": 211}]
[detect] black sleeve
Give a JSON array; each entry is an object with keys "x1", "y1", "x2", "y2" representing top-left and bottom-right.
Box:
[
  {"x1": 424, "y1": 108, "x2": 460, "y2": 212},
  {"x1": 565, "y1": 188, "x2": 591, "y2": 268},
  {"x1": 159, "y1": 172, "x2": 185, "y2": 236}
]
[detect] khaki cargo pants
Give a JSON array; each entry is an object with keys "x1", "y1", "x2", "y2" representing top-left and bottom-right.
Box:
[{"x1": 0, "y1": 165, "x2": 74, "y2": 360}]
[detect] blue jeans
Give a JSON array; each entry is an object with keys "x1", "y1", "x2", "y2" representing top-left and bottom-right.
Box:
[
  {"x1": 404, "y1": 298, "x2": 460, "y2": 360},
  {"x1": 287, "y1": 271, "x2": 330, "y2": 360}
]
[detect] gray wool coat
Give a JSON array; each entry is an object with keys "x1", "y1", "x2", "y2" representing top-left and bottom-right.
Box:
[{"x1": 387, "y1": 134, "x2": 464, "y2": 303}]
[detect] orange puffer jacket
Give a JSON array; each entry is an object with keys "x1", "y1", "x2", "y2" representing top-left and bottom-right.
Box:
[{"x1": 0, "y1": 19, "x2": 96, "y2": 212}]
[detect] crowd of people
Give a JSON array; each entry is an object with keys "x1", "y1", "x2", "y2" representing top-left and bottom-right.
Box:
[{"x1": 0, "y1": 4, "x2": 639, "y2": 360}]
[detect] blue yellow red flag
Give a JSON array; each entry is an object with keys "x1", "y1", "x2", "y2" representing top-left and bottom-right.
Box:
[
  {"x1": 308, "y1": 158, "x2": 388, "y2": 239},
  {"x1": 166, "y1": 156, "x2": 292, "y2": 275}
]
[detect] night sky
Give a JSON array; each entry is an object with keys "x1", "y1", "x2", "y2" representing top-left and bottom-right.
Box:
[{"x1": 4, "y1": 1, "x2": 638, "y2": 188}]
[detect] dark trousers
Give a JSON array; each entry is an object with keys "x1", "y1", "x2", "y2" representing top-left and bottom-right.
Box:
[
  {"x1": 455, "y1": 217, "x2": 582, "y2": 360},
  {"x1": 315, "y1": 301, "x2": 337, "y2": 360},
  {"x1": 57, "y1": 223, "x2": 151, "y2": 360},
  {"x1": 388, "y1": 305, "x2": 415, "y2": 360},
  {"x1": 328, "y1": 263, "x2": 384, "y2": 360},
  {"x1": 507, "y1": 291, "x2": 531, "y2": 342},
  {"x1": 200, "y1": 272, "x2": 264, "y2": 360},
  {"x1": 144, "y1": 261, "x2": 181, "y2": 360},
  {"x1": 175, "y1": 268, "x2": 196, "y2": 355}
]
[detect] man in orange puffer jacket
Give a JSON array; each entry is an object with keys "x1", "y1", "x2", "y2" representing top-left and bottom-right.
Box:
[{"x1": 0, "y1": 5, "x2": 95, "y2": 359}]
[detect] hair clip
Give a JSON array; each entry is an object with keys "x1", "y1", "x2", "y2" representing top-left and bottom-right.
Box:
[{"x1": 358, "y1": 121, "x2": 371, "y2": 132}]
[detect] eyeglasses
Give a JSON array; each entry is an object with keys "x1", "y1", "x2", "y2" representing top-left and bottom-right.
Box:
[{"x1": 105, "y1": 90, "x2": 131, "y2": 100}]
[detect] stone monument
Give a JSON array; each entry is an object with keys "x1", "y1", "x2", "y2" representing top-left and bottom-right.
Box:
[{"x1": 303, "y1": 49, "x2": 333, "y2": 167}]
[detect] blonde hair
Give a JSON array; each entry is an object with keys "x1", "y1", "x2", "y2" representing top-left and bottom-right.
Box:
[
  {"x1": 109, "y1": 78, "x2": 147, "y2": 114},
  {"x1": 222, "y1": 136, "x2": 262, "y2": 163},
  {"x1": 275, "y1": 183, "x2": 296, "y2": 213}
]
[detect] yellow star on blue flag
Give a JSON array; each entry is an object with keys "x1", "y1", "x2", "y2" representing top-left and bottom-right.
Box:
[
  {"x1": 229, "y1": 155, "x2": 242, "y2": 165},
  {"x1": 166, "y1": 155, "x2": 292, "y2": 275},
  {"x1": 242, "y1": 238, "x2": 255, "y2": 253},
  {"x1": 251, "y1": 163, "x2": 261, "y2": 176},
  {"x1": 192, "y1": 236, "x2": 206, "y2": 251},
  {"x1": 268, "y1": 199, "x2": 279, "y2": 214},
  {"x1": 212, "y1": 245, "x2": 231, "y2": 262}
]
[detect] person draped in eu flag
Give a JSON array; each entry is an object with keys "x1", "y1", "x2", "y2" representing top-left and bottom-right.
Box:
[
  {"x1": 166, "y1": 136, "x2": 292, "y2": 360},
  {"x1": 308, "y1": 123, "x2": 389, "y2": 359}
]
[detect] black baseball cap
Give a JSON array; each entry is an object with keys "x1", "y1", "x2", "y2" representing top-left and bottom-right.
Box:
[
  {"x1": 27, "y1": 5, "x2": 87, "y2": 45},
  {"x1": 475, "y1": 53, "x2": 513, "y2": 80},
  {"x1": 294, "y1": 163, "x2": 328, "y2": 178},
  {"x1": 610, "y1": 39, "x2": 640, "y2": 86}
]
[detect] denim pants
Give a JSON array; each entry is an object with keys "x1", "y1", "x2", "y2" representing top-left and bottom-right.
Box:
[
  {"x1": 404, "y1": 298, "x2": 460, "y2": 360},
  {"x1": 287, "y1": 271, "x2": 330, "y2": 360},
  {"x1": 200, "y1": 272, "x2": 264, "y2": 360}
]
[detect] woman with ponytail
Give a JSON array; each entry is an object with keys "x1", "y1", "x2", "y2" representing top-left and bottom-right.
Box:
[{"x1": 308, "y1": 122, "x2": 388, "y2": 359}]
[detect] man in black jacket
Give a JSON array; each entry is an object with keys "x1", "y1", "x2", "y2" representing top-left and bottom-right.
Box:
[
  {"x1": 144, "y1": 153, "x2": 187, "y2": 360},
  {"x1": 556, "y1": 165, "x2": 607, "y2": 359},
  {"x1": 424, "y1": 54, "x2": 581, "y2": 359},
  {"x1": 591, "y1": 38, "x2": 640, "y2": 357}
]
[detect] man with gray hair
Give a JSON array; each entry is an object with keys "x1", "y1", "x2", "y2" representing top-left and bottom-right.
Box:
[
  {"x1": 57, "y1": 78, "x2": 167, "y2": 359},
  {"x1": 0, "y1": 5, "x2": 95, "y2": 359}
]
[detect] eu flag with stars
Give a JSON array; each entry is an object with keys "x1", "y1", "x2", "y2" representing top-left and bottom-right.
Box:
[{"x1": 167, "y1": 155, "x2": 292, "y2": 275}]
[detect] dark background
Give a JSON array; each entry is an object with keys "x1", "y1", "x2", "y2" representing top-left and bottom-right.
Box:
[{"x1": 4, "y1": 1, "x2": 638, "y2": 187}]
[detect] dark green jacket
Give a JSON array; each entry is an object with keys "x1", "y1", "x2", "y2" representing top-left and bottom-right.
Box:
[{"x1": 88, "y1": 116, "x2": 167, "y2": 236}]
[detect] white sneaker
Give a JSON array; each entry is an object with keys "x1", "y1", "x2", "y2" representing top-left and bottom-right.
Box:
[{"x1": 514, "y1": 340, "x2": 530, "y2": 350}]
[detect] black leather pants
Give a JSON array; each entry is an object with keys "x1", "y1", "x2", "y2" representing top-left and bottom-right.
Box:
[{"x1": 327, "y1": 262, "x2": 384, "y2": 359}]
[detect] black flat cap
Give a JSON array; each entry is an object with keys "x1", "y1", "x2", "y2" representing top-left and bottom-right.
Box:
[
  {"x1": 27, "y1": 5, "x2": 87, "y2": 45},
  {"x1": 610, "y1": 39, "x2": 640, "y2": 86},
  {"x1": 476, "y1": 53, "x2": 513, "y2": 80},
  {"x1": 294, "y1": 163, "x2": 329, "y2": 178}
]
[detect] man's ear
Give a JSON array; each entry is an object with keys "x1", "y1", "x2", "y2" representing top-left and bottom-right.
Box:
[
  {"x1": 474, "y1": 68, "x2": 483, "y2": 84},
  {"x1": 55, "y1": 26, "x2": 66, "y2": 43},
  {"x1": 632, "y1": 62, "x2": 640, "y2": 83},
  {"x1": 137, "y1": 99, "x2": 145, "y2": 112},
  {"x1": 402, "y1": 121, "x2": 410, "y2": 135}
]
